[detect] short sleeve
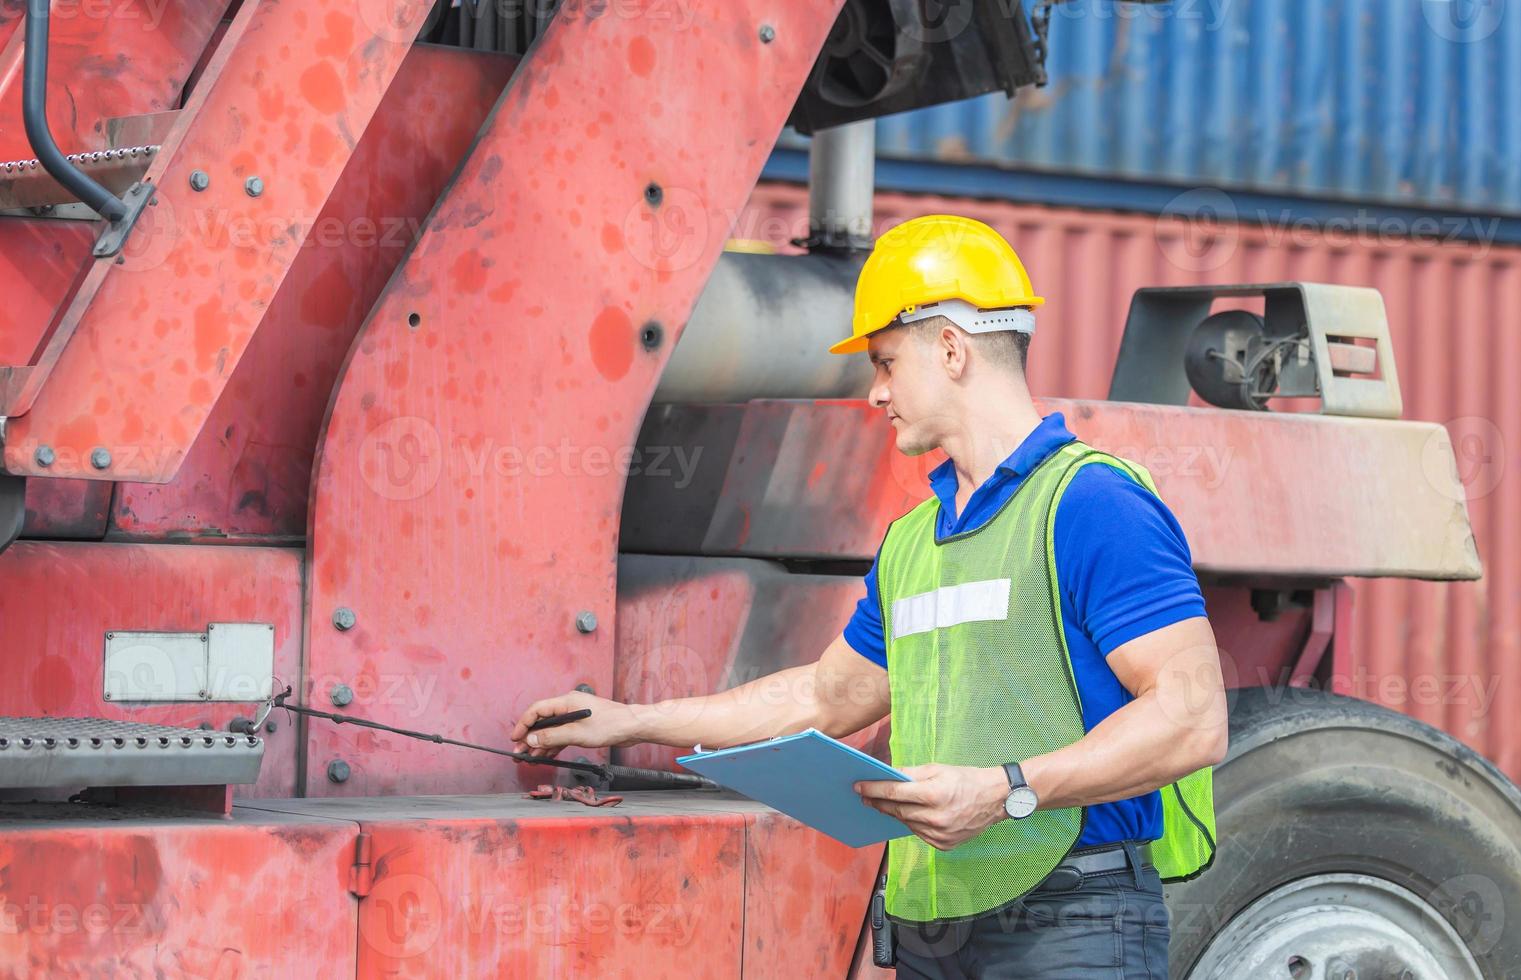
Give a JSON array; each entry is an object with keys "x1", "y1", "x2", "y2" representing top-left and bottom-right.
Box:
[
  {"x1": 1053, "y1": 463, "x2": 1207, "y2": 655},
  {"x1": 843, "y1": 554, "x2": 888, "y2": 668}
]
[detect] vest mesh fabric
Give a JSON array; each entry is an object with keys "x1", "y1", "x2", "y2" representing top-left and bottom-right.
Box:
[
  {"x1": 1082, "y1": 453, "x2": 1217, "y2": 884},
  {"x1": 876, "y1": 442, "x2": 1217, "y2": 922}
]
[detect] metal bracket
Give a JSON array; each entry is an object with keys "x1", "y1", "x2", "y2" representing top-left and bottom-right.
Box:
[
  {"x1": 349, "y1": 832, "x2": 374, "y2": 897},
  {"x1": 91, "y1": 180, "x2": 157, "y2": 258},
  {"x1": 0, "y1": 474, "x2": 23, "y2": 555},
  {"x1": 1109, "y1": 282, "x2": 1404, "y2": 419}
]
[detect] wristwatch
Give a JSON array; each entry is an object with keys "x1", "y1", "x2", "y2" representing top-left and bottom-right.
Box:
[{"x1": 1001, "y1": 762, "x2": 1039, "y2": 820}]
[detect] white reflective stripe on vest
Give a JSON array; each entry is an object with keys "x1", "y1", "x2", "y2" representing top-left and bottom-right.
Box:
[{"x1": 890, "y1": 578, "x2": 1013, "y2": 640}]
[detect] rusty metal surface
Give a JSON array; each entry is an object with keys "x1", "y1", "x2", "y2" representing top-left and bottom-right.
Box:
[
  {"x1": 0, "y1": 541, "x2": 302, "y2": 797},
  {"x1": 0, "y1": 0, "x2": 228, "y2": 160},
  {"x1": 0, "y1": 790, "x2": 877, "y2": 977},
  {"x1": 19, "y1": 477, "x2": 109, "y2": 538},
  {"x1": 0, "y1": 6, "x2": 17, "y2": 52},
  {"x1": 355, "y1": 803, "x2": 745, "y2": 976},
  {"x1": 614, "y1": 554, "x2": 887, "y2": 775},
  {"x1": 629, "y1": 398, "x2": 1481, "y2": 581},
  {"x1": 109, "y1": 45, "x2": 514, "y2": 541},
  {"x1": 238, "y1": 791, "x2": 874, "y2": 978},
  {"x1": 744, "y1": 183, "x2": 1521, "y2": 781},
  {"x1": 0, "y1": 803, "x2": 357, "y2": 977},
  {"x1": 742, "y1": 810, "x2": 881, "y2": 977},
  {"x1": 1201, "y1": 585, "x2": 1316, "y2": 694},
  {"x1": 0, "y1": 0, "x2": 436, "y2": 480},
  {"x1": 0, "y1": 217, "x2": 92, "y2": 364},
  {"x1": 102, "y1": 110, "x2": 181, "y2": 150},
  {"x1": 621, "y1": 403, "x2": 750, "y2": 556},
  {"x1": 301, "y1": 0, "x2": 843, "y2": 797}
]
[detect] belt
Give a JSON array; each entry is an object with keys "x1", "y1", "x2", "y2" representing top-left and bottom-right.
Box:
[{"x1": 1031, "y1": 841, "x2": 1153, "y2": 894}]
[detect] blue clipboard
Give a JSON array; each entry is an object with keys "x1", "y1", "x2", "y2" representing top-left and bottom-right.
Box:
[{"x1": 677, "y1": 729, "x2": 914, "y2": 847}]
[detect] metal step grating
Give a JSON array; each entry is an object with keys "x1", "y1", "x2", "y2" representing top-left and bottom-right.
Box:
[
  {"x1": 0, "y1": 145, "x2": 159, "y2": 214},
  {"x1": 0, "y1": 717, "x2": 263, "y2": 789}
]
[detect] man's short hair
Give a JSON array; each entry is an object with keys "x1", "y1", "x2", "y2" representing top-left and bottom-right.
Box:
[{"x1": 906, "y1": 315, "x2": 1030, "y2": 373}]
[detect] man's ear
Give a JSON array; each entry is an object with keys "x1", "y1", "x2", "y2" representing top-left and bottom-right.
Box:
[{"x1": 940, "y1": 322, "x2": 969, "y2": 380}]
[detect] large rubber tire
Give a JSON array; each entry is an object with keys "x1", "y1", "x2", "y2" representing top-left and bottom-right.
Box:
[{"x1": 1168, "y1": 687, "x2": 1521, "y2": 979}]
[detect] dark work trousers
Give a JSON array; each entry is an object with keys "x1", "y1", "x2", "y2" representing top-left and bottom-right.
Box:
[{"x1": 891, "y1": 854, "x2": 1169, "y2": 979}]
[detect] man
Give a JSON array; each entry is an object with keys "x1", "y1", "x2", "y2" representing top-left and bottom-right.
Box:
[{"x1": 512, "y1": 214, "x2": 1227, "y2": 977}]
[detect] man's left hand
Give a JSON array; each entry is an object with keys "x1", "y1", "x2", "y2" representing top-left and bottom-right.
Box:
[{"x1": 855, "y1": 764, "x2": 1010, "y2": 851}]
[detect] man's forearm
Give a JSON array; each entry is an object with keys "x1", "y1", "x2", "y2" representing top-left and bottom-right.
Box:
[
  {"x1": 626, "y1": 663, "x2": 824, "y2": 749},
  {"x1": 1020, "y1": 692, "x2": 1227, "y2": 810}
]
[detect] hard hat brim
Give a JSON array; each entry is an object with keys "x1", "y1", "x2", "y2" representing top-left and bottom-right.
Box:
[{"x1": 828, "y1": 333, "x2": 871, "y2": 355}]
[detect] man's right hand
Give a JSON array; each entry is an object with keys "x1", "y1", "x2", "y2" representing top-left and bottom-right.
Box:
[
  {"x1": 509, "y1": 634, "x2": 891, "y2": 757},
  {"x1": 509, "y1": 691, "x2": 641, "y2": 758}
]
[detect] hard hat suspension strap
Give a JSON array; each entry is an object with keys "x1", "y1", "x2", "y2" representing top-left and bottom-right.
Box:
[{"x1": 897, "y1": 298, "x2": 1036, "y2": 336}]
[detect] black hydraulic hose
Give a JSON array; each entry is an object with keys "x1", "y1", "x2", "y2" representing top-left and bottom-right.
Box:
[{"x1": 22, "y1": 0, "x2": 127, "y2": 221}]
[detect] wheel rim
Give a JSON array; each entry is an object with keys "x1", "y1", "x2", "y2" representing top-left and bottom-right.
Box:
[{"x1": 1190, "y1": 873, "x2": 1484, "y2": 980}]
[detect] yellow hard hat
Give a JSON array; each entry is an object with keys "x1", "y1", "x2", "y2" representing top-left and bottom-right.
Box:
[{"x1": 829, "y1": 214, "x2": 1044, "y2": 355}]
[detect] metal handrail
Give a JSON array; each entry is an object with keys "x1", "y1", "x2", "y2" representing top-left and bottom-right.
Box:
[{"x1": 22, "y1": 0, "x2": 128, "y2": 221}]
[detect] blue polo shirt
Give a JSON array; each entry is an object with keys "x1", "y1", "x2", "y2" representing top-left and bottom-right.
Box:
[{"x1": 845, "y1": 413, "x2": 1207, "y2": 847}]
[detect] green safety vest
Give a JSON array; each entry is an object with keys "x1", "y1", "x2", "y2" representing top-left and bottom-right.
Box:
[{"x1": 877, "y1": 440, "x2": 1217, "y2": 923}]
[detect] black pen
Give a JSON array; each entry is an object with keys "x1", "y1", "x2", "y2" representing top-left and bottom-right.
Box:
[{"x1": 526, "y1": 708, "x2": 592, "y2": 733}]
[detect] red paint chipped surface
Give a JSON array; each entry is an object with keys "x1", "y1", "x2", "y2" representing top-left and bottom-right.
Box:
[
  {"x1": 313, "y1": 11, "x2": 356, "y2": 60},
  {"x1": 451, "y1": 249, "x2": 489, "y2": 293},
  {"x1": 627, "y1": 36, "x2": 656, "y2": 77},
  {"x1": 193, "y1": 296, "x2": 225, "y2": 371},
  {"x1": 299, "y1": 61, "x2": 346, "y2": 115},
  {"x1": 588, "y1": 307, "x2": 635, "y2": 381}
]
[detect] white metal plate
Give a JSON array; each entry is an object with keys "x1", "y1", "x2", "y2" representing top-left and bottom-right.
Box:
[
  {"x1": 103, "y1": 631, "x2": 207, "y2": 702},
  {"x1": 206, "y1": 622, "x2": 275, "y2": 700},
  {"x1": 102, "y1": 624, "x2": 275, "y2": 702}
]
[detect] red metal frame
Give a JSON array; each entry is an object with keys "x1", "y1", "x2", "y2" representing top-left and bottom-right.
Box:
[
  {"x1": 301, "y1": 0, "x2": 844, "y2": 796},
  {"x1": 20, "y1": 476, "x2": 109, "y2": 537},
  {"x1": 742, "y1": 812, "x2": 881, "y2": 977},
  {"x1": 0, "y1": 541, "x2": 304, "y2": 797},
  {"x1": 236, "y1": 794, "x2": 873, "y2": 978},
  {"x1": 80, "y1": 783, "x2": 235, "y2": 815},
  {"x1": 0, "y1": 218, "x2": 93, "y2": 364},
  {"x1": 0, "y1": 808, "x2": 357, "y2": 976},
  {"x1": 109, "y1": 46, "x2": 515, "y2": 540},
  {"x1": 635, "y1": 398, "x2": 1480, "y2": 581},
  {"x1": 0, "y1": 8, "x2": 19, "y2": 54},
  {"x1": 1, "y1": 0, "x2": 436, "y2": 482},
  {"x1": 0, "y1": 0, "x2": 229, "y2": 159},
  {"x1": 613, "y1": 555, "x2": 890, "y2": 774},
  {"x1": 0, "y1": 794, "x2": 880, "y2": 978}
]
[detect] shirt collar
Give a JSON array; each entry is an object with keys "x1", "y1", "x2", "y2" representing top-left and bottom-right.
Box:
[{"x1": 926, "y1": 412, "x2": 1077, "y2": 502}]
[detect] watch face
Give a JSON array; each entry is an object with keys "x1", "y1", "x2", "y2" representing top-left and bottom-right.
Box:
[{"x1": 1004, "y1": 786, "x2": 1039, "y2": 820}]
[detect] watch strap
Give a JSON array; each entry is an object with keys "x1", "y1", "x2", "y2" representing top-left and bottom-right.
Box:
[{"x1": 1002, "y1": 761, "x2": 1026, "y2": 790}]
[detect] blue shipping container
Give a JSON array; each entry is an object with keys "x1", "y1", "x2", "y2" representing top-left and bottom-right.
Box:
[{"x1": 789, "y1": 0, "x2": 1521, "y2": 216}]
